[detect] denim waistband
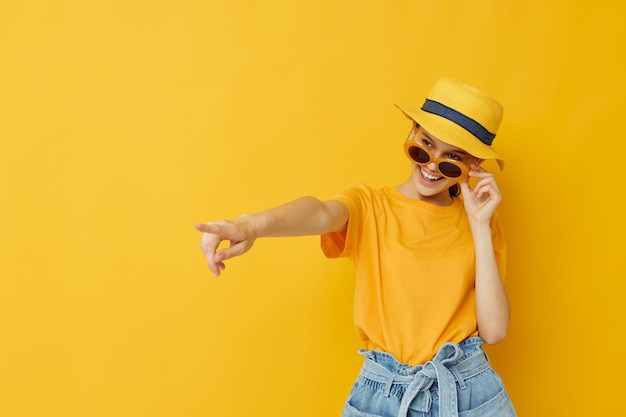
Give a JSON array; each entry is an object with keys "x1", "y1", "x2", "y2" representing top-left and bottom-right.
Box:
[{"x1": 358, "y1": 337, "x2": 490, "y2": 417}]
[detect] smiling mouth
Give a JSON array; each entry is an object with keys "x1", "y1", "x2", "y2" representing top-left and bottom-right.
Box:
[{"x1": 420, "y1": 167, "x2": 442, "y2": 182}]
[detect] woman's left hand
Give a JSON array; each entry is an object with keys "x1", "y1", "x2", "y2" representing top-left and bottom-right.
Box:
[{"x1": 460, "y1": 164, "x2": 502, "y2": 224}]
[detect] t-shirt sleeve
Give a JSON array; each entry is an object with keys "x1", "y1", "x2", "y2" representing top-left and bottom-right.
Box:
[{"x1": 320, "y1": 183, "x2": 369, "y2": 259}]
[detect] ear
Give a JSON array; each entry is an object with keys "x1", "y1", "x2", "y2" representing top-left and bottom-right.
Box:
[{"x1": 475, "y1": 158, "x2": 485, "y2": 166}]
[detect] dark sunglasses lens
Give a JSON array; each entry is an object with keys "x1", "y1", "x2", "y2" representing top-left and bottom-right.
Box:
[
  {"x1": 408, "y1": 146, "x2": 430, "y2": 164},
  {"x1": 439, "y1": 162, "x2": 462, "y2": 178}
]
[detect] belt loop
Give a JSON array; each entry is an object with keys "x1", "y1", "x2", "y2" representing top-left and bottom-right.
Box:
[
  {"x1": 383, "y1": 374, "x2": 396, "y2": 397},
  {"x1": 450, "y1": 366, "x2": 467, "y2": 390}
]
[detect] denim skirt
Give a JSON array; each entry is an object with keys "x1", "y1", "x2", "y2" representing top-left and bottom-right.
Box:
[{"x1": 342, "y1": 337, "x2": 516, "y2": 417}]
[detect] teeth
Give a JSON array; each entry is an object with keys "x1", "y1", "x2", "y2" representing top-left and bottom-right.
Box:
[{"x1": 421, "y1": 168, "x2": 441, "y2": 181}]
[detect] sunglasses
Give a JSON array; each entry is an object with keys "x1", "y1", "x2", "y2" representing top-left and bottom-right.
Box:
[{"x1": 404, "y1": 138, "x2": 470, "y2": 181}]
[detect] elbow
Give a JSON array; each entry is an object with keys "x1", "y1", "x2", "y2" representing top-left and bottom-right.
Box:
[
  {"x1": 479, "y1": 325, "x2": 508, "y2": 345},
  {"x1": 476, "y1": 297, "x2": 510, "y2": 345}
]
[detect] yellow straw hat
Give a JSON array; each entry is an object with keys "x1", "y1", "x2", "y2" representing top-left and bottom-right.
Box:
[{"x1": 395, "y1": 76, "x2": 504, "y2": 169}]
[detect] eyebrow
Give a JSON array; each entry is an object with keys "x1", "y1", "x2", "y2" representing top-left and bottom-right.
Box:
[{"x1": 421, "y1": 131, "x2": 469, "y2": 155}]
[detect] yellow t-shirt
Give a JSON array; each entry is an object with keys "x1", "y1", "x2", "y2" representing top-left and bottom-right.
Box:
[{"x1": 321, "y1": 183, "x2": 506, "y2": 365}]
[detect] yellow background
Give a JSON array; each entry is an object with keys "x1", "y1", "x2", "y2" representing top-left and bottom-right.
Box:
[{"x1": 1, "y1": 1, "x2": 624, "y2": 416}]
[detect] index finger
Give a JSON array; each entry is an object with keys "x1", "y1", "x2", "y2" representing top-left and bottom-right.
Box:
[
  {"x1": 469, "y1": 164, "x2": 495, "y2": 178},
  {"x1": 195, "y1": 222, "x2": 220, "y2": 234},
  {"x1": 195, "y1": 221, "x2": 242, "y2": 239}
]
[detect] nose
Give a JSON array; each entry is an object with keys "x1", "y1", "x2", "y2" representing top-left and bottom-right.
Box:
[{"x1": 426, "y1": 161, "x2": 438, "y2": 172}]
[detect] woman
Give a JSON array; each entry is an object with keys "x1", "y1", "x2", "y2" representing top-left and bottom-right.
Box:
[{"x1": 196, "y1": 76, "x2": 517, "y2": 416}]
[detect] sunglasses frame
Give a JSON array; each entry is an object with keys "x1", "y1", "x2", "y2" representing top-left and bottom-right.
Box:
[{"x1": 403, "y1": 137, "x2": 470, "y2": 181}]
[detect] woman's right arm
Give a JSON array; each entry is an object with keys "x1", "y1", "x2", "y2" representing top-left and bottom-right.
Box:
[{"x1": 194, "y1": 196, "x2": 349, "y2": 276}]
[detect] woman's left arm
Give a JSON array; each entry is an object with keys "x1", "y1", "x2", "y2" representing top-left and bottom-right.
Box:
[{"x1": 460, "y1": 164, "x2": 510, "y2": 345}]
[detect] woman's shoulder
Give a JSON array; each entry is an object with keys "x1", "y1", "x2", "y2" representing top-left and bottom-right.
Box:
[{"x1": 337, "y1": 182, "x2": 394, "y2": 202}]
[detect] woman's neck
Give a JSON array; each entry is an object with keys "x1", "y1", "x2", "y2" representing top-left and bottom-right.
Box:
[{"x1": 396, "y1": 178, "x2": 454, "y2": 207}]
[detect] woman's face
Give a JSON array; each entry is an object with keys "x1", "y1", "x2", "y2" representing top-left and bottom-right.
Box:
[{"x1": 407, "y1": 125, "x2": 479, "y2": 200}]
